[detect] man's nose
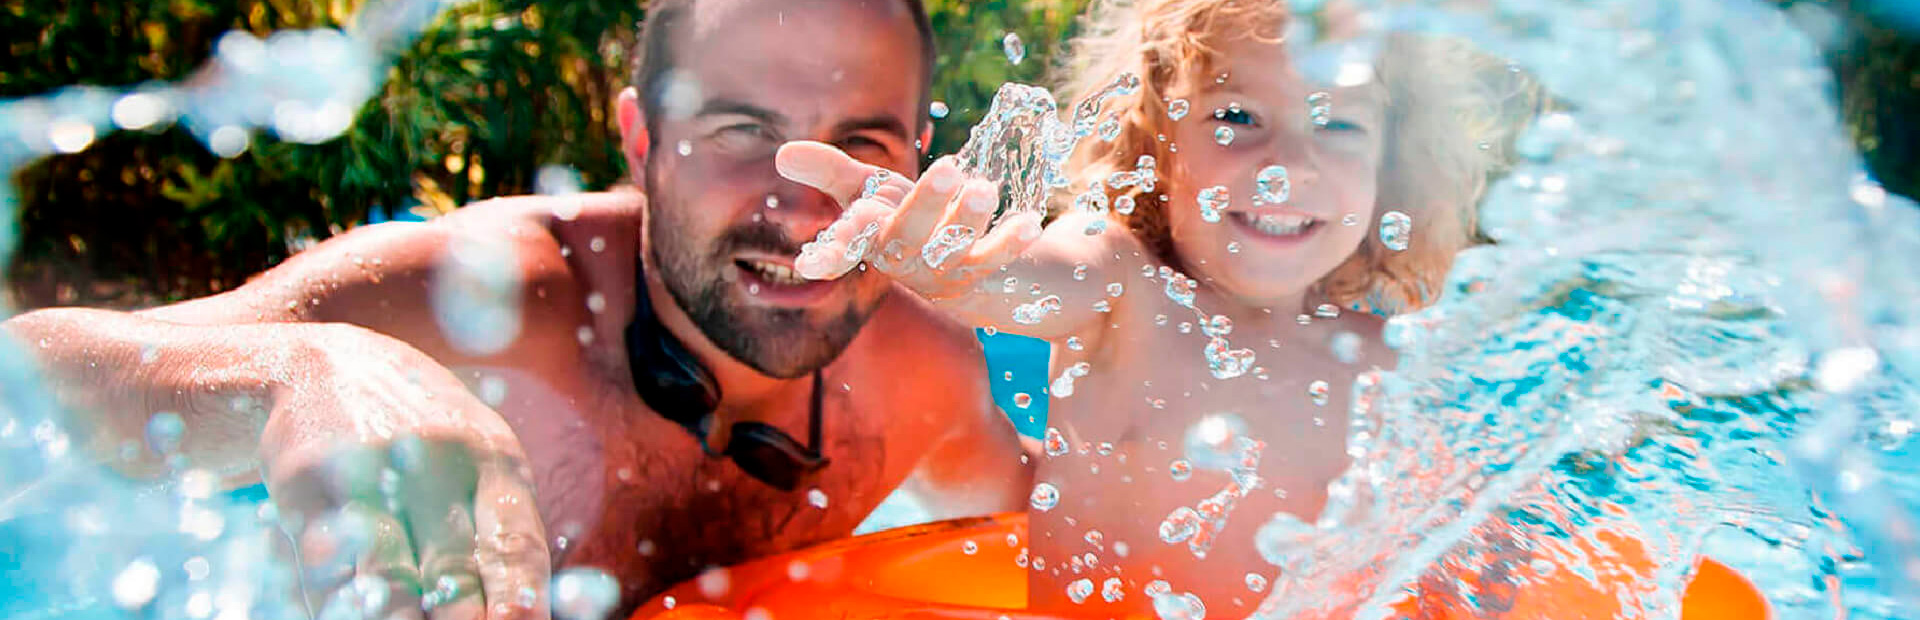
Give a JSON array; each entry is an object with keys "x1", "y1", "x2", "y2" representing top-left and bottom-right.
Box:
[{"x1": 759, "y1": 179, "x2": 843, "y2": 240}]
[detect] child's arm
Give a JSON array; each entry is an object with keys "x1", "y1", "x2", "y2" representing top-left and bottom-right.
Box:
[{"x1": 775, "y1": 142, "x2": 1133, "y2": 341}]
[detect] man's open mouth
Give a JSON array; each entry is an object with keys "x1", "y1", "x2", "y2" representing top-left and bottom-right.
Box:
[{"x1": 737, "y1": 258, "x2": 810, "y2": 286}]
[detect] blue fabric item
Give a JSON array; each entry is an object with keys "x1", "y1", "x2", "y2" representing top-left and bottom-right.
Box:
[{"x1": 975, "y1": 329, "x2": 1051, "y2": 439}]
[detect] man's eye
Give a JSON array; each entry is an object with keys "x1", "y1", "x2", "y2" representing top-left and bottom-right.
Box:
[
  {"x1": 1212, "y1": 108, "x2": 1256, "y2": 126},
  {"x1": 839, "y1": 136, "x2": 893, "y2": 162},
  {"x1": 711, "y1": 124, "x2": 776, "y2": 152}
]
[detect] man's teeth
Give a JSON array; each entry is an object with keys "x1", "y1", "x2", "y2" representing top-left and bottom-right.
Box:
[
  {"x1": 744, "y1": 260, "x2": 809, "y2": 285},
  {"x1": 1234, "y1": 212, "x2": 1317, "y2": 236}
]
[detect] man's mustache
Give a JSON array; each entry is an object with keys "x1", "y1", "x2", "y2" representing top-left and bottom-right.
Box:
[{"x1": 714, "y1": 220, "x2": 805, "y2": 258}]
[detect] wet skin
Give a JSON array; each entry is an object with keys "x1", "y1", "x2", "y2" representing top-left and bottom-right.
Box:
[{"x1": 3, "y1": 0, "x2": 1031, "y2": 617}]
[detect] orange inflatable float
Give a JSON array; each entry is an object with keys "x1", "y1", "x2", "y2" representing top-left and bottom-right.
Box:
[{"x1": 631, "y1": 513, "x2": 1768, "y2": 620}]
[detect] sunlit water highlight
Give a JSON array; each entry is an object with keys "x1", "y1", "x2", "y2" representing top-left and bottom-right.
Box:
[{"x1": 0, "y1": 0, "x2": 1915, "y2": 619}]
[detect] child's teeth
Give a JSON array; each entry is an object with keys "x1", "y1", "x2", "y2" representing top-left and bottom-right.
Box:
[{"x1": 1241, "y1": 213, "x2": 1313, "y2": 236}]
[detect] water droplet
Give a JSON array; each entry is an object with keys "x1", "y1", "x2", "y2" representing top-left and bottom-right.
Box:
[
  {"x1": 1113, "y1": 195, "x2": 1137, "y2": 215},
  {"x1": 1202, "y1": 315, "x2": 1233, "y2": 337},
  {"x1": 1003, "y1": 277, "x2": 1019, "y2": 293},
  {"x1": 1012, "y1": 295, "x2": 1063, "y2": 325},
  {"x1": 930, "y1": 101, "x2": 950, "y2": 119},
  {"x1": 1167, "y1": 99, "x2": 1191, "y2": 120},
  {"x1": 1003, "y1": 32, "x2": 1026, "y2": 64},
  {"x1": 1379, "y1": 211, "x2": 1412, "y2": 251},
  {"x1": 1096, "y1": 442, "x2": 1114, "y2": 456},
  {"x1": 1155, "y1": 314, "x2": 1170, "y2": 326},
  {"x1": 1067, "y1": 337, "x2": 1084, "y2": 351},
  {"x1": 1197, "y1": 186, "x2": 1229, "y2": 223},
  {"x1": 1098, "y1": 117, "x2": 1122, "y2": 142},
  {"x1": 1070, "y1": 362, "x2": 1091, "y2": 377},
  {"x1": 765, "y1": 195, "x2": 780, "y2": 209},
  {"x1": 1153, "y1": 591, "x2": 1207, "y2": 620},
  {"x1": 552, "y1": 568, "x2": 621, "y2": 620},
  {"x1": 1169, "y1": 459, "x2": 1193, "y2": 481},
  {"x1": 1308, "y1": 380, "x2": 1330, "y2": 406},
  {"x1": 697, "y1": 568, "x2": 731, "y2": 599},
  {"x1": 1030, "y1": 483, "x2": 1061, "y2": 511},
  {"x1": 1145, "y1": 580, "x2": 1172, "y2": 599},
  {"x1": 1179, "y1": 322, "x2": 1193, "y2": 334},
  {"x1": 1213, "y1": 126, "x2": 1235, "y2": 145},
  {"x1": 112, "y1": 558, "x2": 161, "y2": 609},
  {"x1": 1245, "y1": 573, "x2": 1267, "y2": 593},
  {"x1": 1296, "y1": 314, "x2": 1313, "y2": 325},
  {"x1": 921, "y1": 224, "x2": 978, "y2": 270},
  {"x1": 1068, "y1": 578, "x2": 1095, "y2": 604},
  {"x1": 1101, "y1": 577, "x2": 1126, "y2": 602},
  {"x1": 1342, "y1": 213, "x2": 1360, "y2": 226},
  {"x1": 1314, "y1": 304, "x2": 1340, "y2": 319},
  {"x1": 1008, "y1": 533, "x2": 1021, "y2": 547},
  {"x1": 1165, "y1": 275, "x2": 1198, "y2": 308},
  {"x1": 963, "y1": 540, "x2": 979, "y2": 554},
  {"x1": 1255, "y1": 165, "x2": 1290, "y2": 204},
  {"x1": 807, "y1": 488, "x2": 829, "y2": 509},
  {"x1": 146, "y1": 412, "x2": 185, "y2": 455},
  {"x1": 1204, "y1": 338, "x2": 1255, "y2": 379},
  {"x1": 1330, "y1": 331, "x2": 1363, "y2": 364},
  {"x1": 1093, "y1": 300, "x2": 1112, "y2": 313},
  {"x1": 1227, "y1": 242, "x2": 1240, "y2": 253},
  {"x1": 1015, "y1": 393, "x2": 1035, "y2": 409},
  {"x1": 1073, "y1": 264, "x2": 1089, "y2": 280},
  {"x1": 1045, "y1": 427, "x2": 1070, "y2": 456},
  {"x1": 663, "y1": 596, "x2": 677, "y2": 610},
  {"x1": 1158, "y1": 506, "x2": 1203, "y2": 543},
  {"x1": 49, "y1": 117, "x2": 95, "y2": 153},
  {"x1": 676, "y1": 140, "x2": 692, "y2": 156}
]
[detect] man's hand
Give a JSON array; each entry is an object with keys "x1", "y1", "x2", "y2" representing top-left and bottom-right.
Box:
[
  {"x1": 775, "y1": 141, "x2": 1043, "y2": 301},
  {"x1": 262, "y1": 325, "x2": 550, "y2": 620}
]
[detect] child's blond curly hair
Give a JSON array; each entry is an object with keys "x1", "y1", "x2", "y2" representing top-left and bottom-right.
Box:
[{"x1": 1053, "y1": 0, "x2": 1529, "y2": 314}]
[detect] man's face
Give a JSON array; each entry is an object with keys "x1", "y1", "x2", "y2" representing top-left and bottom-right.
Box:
[{"x1": 639, "y1": 0, "x2": 925, "y2": 379}]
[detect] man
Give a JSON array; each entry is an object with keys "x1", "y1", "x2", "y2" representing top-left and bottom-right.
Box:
[{"x1": 2, "y1": 0, "x2": 1032, "y2": 617}]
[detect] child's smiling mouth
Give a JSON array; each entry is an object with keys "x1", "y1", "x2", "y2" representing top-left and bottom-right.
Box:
[{"x1": 1228, "y1": 211, "x2": 1323, "y2": 240}]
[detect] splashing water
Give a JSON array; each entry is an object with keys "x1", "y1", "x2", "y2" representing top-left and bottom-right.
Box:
[{"x1": 1241, "y1": 0, "x2": 1920, "y2": 618}]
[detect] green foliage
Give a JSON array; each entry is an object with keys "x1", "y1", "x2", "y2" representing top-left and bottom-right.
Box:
[{"x1": 922, "y1": 0, "x2": 1090, "y2": 160}]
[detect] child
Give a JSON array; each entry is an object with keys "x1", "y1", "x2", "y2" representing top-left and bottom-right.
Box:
[{"x1": 777, "y1": 0, "x2": 1518, "y2": 613}]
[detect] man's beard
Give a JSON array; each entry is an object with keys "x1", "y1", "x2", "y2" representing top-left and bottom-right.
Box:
[{"x1": 646, "y1": 180, "x2": 878, "y2": 379}]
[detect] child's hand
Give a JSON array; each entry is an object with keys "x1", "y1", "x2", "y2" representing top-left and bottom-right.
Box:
[{"x1": 776, "y1": 141, "x2": 1043, "y2": 300}]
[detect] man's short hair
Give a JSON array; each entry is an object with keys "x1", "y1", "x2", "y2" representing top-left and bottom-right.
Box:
[{"x1": 630, "y1": 0, "x2": 937, "y2": 145}]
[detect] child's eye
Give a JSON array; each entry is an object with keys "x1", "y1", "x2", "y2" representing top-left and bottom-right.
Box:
[
  {"x1": 1211, "y1": 107, "x2": 1256, "y2": 126},
  {"x1": 1318, "y1": 119, "x2": 1367, "y2": 134}
]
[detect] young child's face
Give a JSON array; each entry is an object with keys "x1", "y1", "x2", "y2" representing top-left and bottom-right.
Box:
[{"x1": 1164, "y1": 36, "x2": 1386, "y2": 307}]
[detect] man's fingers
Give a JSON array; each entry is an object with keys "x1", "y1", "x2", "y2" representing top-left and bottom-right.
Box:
[
  {"x1": 960, "y1": 211, "x2": 1044, "y2": 273},
  {"x1": 775, "y1": 141, "x2": 911, "y2": 206},
  {"x1": 879, "y1": 157, "x2": 965, "y2": 269},
  {"x1": 473, "y1": 457, "x2": 551, "y2": 620},
  {"x1": 392, "y1": 438, "x2": 487, "y2": 619},
  {"x1": 795, "y1": 198, "x2": 896, "y2": 280}
]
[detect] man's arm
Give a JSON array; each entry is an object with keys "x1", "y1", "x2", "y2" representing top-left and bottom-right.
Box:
[{"x1": 882, "y1": 301, "x2": 1037, "y2": 519}]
